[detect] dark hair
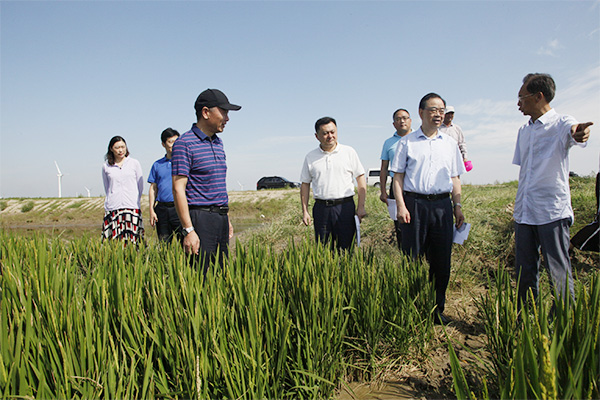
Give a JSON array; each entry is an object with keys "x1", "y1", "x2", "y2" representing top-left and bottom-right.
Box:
[
  {"x1": 315, "y1": 116, "x2": 337, "y2": 133},
  {"x1": 523, "y1": 73, "x2": 555, "y2": 103},
  {"x1": 105, "y1": 136, "x2": 129, "y2": 165},
  {"x1": 161, "y1": 128, "x2": 180, "y2": 143},
  {"x1": 419, "y1": 93, "x2": 446, "y2": 110},
  {"x1": 393, "y1": 108, "x2": 410, "y2": 120}
]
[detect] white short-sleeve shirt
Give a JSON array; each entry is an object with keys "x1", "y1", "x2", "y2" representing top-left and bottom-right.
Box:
[
  {"x1": 300, "y1": 143, "x2": 365, "y2": 200},
  {"x1": 512, "y1": 109, "x2": 585, "y2": 225},
  {"x1": 390, "y1": 128, "x2": 465, "y2": 195}
]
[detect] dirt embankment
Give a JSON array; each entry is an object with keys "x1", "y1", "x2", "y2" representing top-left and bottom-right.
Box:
[
  {"x1": 0, "y1": 190, "x2": 292, "y2": 215},
  {"x1": 0, "y1": 190, "x2": 295, "y2": 232}
]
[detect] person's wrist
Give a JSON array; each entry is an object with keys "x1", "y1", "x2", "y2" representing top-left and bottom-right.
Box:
[{"x1": 183, "y1": 226, "x2": 195, "y2": 236}]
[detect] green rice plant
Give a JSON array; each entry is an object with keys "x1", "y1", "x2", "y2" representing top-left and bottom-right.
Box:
[
  {"x1": 342, "y1": 248, "x2": 434, "y2": 379},
  {"x1": 449, "y1": 265, "x2": 600, "y2": 399},
  {"x1": 0, "y1": 230, "x2": 436, "y2": 398},
  {"x1": 447, "y1": 331, "x2": 480, "y2": 400},
  {"x1": 278, "y1": 241, "x2": 350, "y2": 398}
]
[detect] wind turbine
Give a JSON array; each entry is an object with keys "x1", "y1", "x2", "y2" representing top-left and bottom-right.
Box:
[
  {"x1": 54, "y1": 161, "x2": 63, "y2": 198},
  {"x1": 84, "y1": 186, "x2": 91, "y2": 198},
  {"x1": 237, "y1": 181, "x2": 244, "y2": 191}
]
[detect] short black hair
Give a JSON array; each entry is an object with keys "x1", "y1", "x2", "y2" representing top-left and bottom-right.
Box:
[
  {"x1": 315, "y1": 116, "x2": 336, "y2": 133},
  {"x1": 161, "y1": 128, "x2": 180, "y2": 144},
  {"x1": 523, "y1": 73, "x2": 555, "y2": 103},
  {"x1": 393, "y1": 108, "x2": 410, "y2": 120},
  {"x1": 419, "y1": 93, "x2": 446, "y2": 110}
]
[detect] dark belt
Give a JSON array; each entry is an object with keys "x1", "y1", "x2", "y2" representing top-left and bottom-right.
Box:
[
  {"x1": 314, "y1": 196, "x2": 354, "y2": 206},
  {"x1": 157, "y1": 201, "x2": 175, "y2": 207},
  {"x1": 189, "y1": 204, "x2": 229, "y2": 215},
  {"x1": 403, "y1": 191, "x2": 450, "y2": 201}
]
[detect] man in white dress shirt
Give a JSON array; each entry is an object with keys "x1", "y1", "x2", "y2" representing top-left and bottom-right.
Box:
[
  {"x1": 391, "y1": 93, "x2": 465, "y2": 324},
  {"x1": 513, "y1": 73, "x2": 593, "y2": 305},
  {"x1": 301, "y1": 116, "x2": 367, "y2": 250}
]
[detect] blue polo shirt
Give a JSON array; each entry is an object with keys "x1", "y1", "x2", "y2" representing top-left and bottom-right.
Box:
[
  {"x1": 171, "y1": 124, "x2": 228, "y2": 206},
  {"x1": 380, "y1": 131, "x2": 403, "y2": 177},
  {"x1": 148, "y1": 156, "x2": 175, "y2": 203}
]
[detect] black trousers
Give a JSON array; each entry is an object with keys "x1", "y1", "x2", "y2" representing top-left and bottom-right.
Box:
[
  {"x1": 189, "y1": 208, "x2": 229, "y2": 275},
  {"x1": 400, "y1": 195, "x2": 453, "y2": 314},
  {"x1": 155, "y1": 203, "x2": 182, "y2": 243},
  {"x1": 313, "y1": 198, "x2": 356, "y2": 250}
]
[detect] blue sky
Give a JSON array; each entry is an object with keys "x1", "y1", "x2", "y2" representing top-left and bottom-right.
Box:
[{"x1": 1, "y1": 0, "x2": 599, "y2": 198}]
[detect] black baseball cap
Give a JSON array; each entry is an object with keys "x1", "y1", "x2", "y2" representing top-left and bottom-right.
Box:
[{"x1": 194, "y1": 89, "x2": 241, "y2": 112}]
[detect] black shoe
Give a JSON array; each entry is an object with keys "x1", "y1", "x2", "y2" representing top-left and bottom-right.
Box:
[{"x1": 434, "y1": 312, "x2": 449, "y2": 325}]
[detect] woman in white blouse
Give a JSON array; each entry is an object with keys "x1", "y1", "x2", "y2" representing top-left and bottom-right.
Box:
[{"x1": 101, "y1": 136, "x2": 144, "y2": 244}]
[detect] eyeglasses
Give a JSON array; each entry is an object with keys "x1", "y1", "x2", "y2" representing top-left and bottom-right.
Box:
[
  {"x1": 394, "y1": 117, "x2": 411, "y2": 122},
  {"x1": 518, "y1": 92, "x2": 537, "y2": 102},
  {"x1": 424, "y1": 107, "x2": 446, "y2": 115}
]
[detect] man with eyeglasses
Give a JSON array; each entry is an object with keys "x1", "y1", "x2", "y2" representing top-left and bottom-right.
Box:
[
  {"x1": 390, "y1": 93, "x2": 465, "y2": 325},
  {"x1": 513, "y1": 73, "x2": 593, "y2": 306},
  {"x1": 379, "y1": 108, "x2": 412, "y2": 249}
]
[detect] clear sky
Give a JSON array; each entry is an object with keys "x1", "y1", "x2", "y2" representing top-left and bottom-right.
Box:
[{"x1": 1, "y1": 0, "x2": 599, "y2": 198}]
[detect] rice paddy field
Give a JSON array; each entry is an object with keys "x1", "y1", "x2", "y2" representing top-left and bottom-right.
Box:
[{"x1": 1, "y1": 176, "x2": 598, "y2": 399}]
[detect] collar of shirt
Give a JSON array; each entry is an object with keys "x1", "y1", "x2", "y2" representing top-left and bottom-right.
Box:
[
  {"x1": 416, "y1": 128, "x2": 443, "y2": 140},
  {"x1": 528, "y1": 108, "x2": 556, "y2": 126},
  {"x1": 107, "y1": 156, "x2": 130, "y2": 168},
  {"x1": 318, "y1": 143, "x2": 341, "y2": 154},
  {"x1": 191, "y1": 124, "x2": 221, "y2": 143}
]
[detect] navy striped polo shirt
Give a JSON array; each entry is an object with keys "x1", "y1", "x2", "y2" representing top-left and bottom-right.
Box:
[{"x1": 171, "y1": 124, "x2": 228, "y2": 206}]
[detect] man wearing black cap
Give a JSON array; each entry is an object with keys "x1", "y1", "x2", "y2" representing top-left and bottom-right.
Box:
[{"x1": 172, "y1": 89, "x2": 241, "y2": 274}]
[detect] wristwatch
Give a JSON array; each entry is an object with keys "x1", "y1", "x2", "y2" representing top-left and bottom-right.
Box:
[
  {"x1": 183, "y1": 226, "x2": 195, "y2": 236},
  {"x1": 454, "y1": 203, "x2": 462, "y2": 208}
]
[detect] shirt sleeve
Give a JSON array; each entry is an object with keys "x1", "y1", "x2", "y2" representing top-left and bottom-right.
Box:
[
  {"x1": 351, "y1": 147, "x2": 365, "y2": 177},
  {"x1": 455, "y1": 126, "x2": 468, "y2": 160},
  {"x1": 390, "y1": 139, "x2": 407, "y2": 173},
  {"x1": 512, "y1": 128, "x2": 523, "y2": 166},
  {"x1": 451, "y1": 141, "x2": 467, "y2": 177},
  {"x1": 147, "y1": 162, "x2": 157, "y2": 184},
  {"x1": 564, "y1": 116, "x2": 587, "y2": 150},
  {"x1": 380, "y1": 139, "x2": 390, "y2": 161},
  {"x1": 102, "y1": 164, "x2": 109, "y2": 195},
  {"x1": 135, "y1": 159, "x2": 144, "y2": 203},
  {"x1": 300, "y1": 155, "x2": 312, "y2": 183},
  {"x1": 171, "y1": 139, "x2": 190, "y2": 177}
]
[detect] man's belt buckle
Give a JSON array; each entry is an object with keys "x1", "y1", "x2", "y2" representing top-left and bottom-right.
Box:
[
  {"x1": 324, "y1": 199, "x2": 336, "y2": 206},
  {"x1": 216, "y1": 206, "x2": 229, "y2": 214}
]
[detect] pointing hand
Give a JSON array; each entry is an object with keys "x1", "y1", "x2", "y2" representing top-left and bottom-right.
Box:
[{"x1": 571, "y1": 122, "x2": 593, "y2": 143}]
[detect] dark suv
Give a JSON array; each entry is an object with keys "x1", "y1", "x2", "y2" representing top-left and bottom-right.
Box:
[{"x1": 257, "y1": 176, "x2": 300, "y2": 190}]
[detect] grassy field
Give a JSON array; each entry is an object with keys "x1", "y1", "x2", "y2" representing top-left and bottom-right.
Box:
[{"x1": 1, "y1": 176, "x2": 598, "y2": 398}]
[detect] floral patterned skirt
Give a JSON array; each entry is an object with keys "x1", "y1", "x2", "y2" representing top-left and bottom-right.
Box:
[{"x1": 102, "y1": 208, "x2": 144, "y2": 244}]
